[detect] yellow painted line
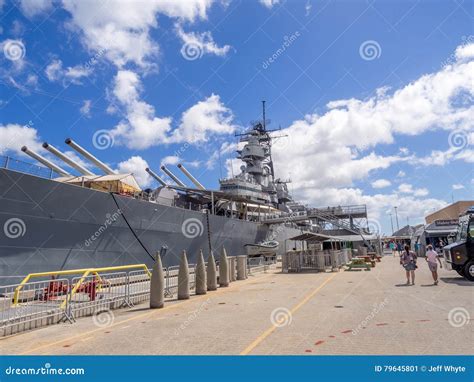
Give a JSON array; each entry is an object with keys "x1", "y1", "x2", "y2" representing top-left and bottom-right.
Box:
[
  {"x1": 240, "y1": 272, "x2": 338, "y2": 355},
  {"x1": 17, "y1": 272, "x2": 273, "y2": 355}
]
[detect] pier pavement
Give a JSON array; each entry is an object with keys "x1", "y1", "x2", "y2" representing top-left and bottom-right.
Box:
[{"x1": 1, "y1": 257, "x2": 472, "y2": 355}]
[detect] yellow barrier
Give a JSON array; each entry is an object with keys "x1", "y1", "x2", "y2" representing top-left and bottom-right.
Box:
[{"x1": 13, "y1": 264, "x2": 152, "y2": 307}]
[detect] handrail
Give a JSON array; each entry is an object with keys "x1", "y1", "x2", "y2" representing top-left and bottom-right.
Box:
[{"x1": 13, "y1": 264, "x2": 152, "y2": 307}]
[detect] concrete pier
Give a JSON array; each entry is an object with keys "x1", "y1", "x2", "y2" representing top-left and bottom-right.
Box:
[{"x1": 1, "y1": 258, "x2": 472, "y2": 356}]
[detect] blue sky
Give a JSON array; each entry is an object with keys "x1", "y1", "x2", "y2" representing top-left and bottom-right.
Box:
[{"x1": 0, "y1": 0, "x2": 473, "y2": 234}]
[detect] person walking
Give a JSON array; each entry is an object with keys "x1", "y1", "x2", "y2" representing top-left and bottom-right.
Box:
[
  {"x1": 396, "y1": 241, "x2": 403, "y2": 255},
  {"x1": 425, "y1": 244, "x2": 442, "y2": 285},
  {"x1": 389, "y1": 241, "x2": 396, "y2": 257},
  {"x1": 400, "y1": 244, "x2": 417, "y2": 285}
]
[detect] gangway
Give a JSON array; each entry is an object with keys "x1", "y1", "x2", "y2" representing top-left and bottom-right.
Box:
[{"x1": 262, "y1": 205, "x2": 372, "y2": 246}]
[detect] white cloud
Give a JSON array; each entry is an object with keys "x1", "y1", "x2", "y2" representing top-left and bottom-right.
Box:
[
  {"x1": 176, "y1": 24, "x2": 231, "y2": 58},
  {"x1": 117, "y1": 156, "x2": 151, "y2": 187},
  {"x1": 80, "y1": 100, "x2": 92, "y2": 117},
  {"x1": 455, "y1": 43, "x2": 474, "y2": 61},
  {"x1": 19, "y1": 0, "x2": 53, "y2": 18},
  {"x1": 371, "y1": 179, "x2": 391, "y2": 189},
  {"x1": 161, "y1": 155, "x2": 180, "y2": 166},
  {"x1": 0, "y1": 123, "x2": 42, "y2": 155},
  {"x1": 452, "y1": 184, "x2": 465, "y2": 190},
  {"x1": 109, "y1": 70, "x2": 172, "y2": 149},
  {"x1": 270, "y1": 43, "x2": 473, "y2": 202},
  {"x1": 108, "y1": 71, "x2": 236, "y2": 149},
  {"x1": 267, "y1": 44, "x2": 474, "y2": 231},
  {"x1": 397, "y1": 183, "x2": 429, "y2": 197},
  {"x1": 259, "y1": 0, "x2": 279, "y2": 9},
  {"x1": 171, "y1": 94, "x2": 236, "y2": 143},
  {"x1": 26, "y1": 73, "x2": 38, "y2": 87},
  {"x1": 62, "y1": 0, "x2": 216, "y2": 69},
  {"x1": 45, "y1": 59, "x2": 92, "y2": 85}
]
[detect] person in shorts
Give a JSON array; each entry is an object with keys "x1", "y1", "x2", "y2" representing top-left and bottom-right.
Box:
[
  {"x1": 400, "y1": 245, "x2": 417, "y2": 285},
  {"x1": 425, "y1": 244, "x2": 442, "y2": 285}
]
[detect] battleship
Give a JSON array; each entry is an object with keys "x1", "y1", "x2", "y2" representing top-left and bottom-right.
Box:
[{"x1": 0, "y1": 102, "x2": 370, "y2": 285}]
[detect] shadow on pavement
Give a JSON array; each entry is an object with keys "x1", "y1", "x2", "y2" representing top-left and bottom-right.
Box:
[{"x1": 440, "y1": 277, "x2": 472, "y2": 286}]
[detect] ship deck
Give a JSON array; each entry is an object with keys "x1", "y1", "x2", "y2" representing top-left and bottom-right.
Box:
[{"x1": 1, "y1": 257, "x2": 472, "y2": 355}]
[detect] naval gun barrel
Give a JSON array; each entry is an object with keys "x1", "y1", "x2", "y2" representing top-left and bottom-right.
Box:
[
  {"x1": 21, "y1": 146, "x2": 71, "y2": 177},
  {"x1": 160, "y1": 165, "x2": 186, "y2": 187},
  {"x1": 145, "y1": 168, "x2": 168, "y2": 187},
  {"x1": 65, "y1": 138, "x2": 116, "y2": 175},
  {"x1": 177, "y1": 164, "x2": 205, "y2": 190},
  {"x1": 42, "y1": 142, "x2": 95, "y2": 176}
]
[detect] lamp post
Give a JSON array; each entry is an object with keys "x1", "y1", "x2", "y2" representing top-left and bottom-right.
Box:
[
  {"x1": 389, "y1": 213, "x2": 394, "y2": 235},
  {"x1": 394, "y1": 206, "x2": 400, "y2": 231}
]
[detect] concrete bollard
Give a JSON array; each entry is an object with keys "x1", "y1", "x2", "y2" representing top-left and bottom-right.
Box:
[
  {"x1": 237, "y1": 256, "x2": 247, "y2": 280},
  {"x1": 178, "y1": 250, "x2": 190, "y2": 300},
  {"x1": 195, "y1": 249, "x2": 207, "y2": 295},
  {"x1": 229, "y1": 257, "x2": 236, "y2": 282},
  {"x1": 150, "y1": 250, "x2": 165, "y2": 309},
  {"x1": 219, "y1": 247, "x2": 229, "y2": 287},
  {"x1": 207, "y1": 252, "x2": 217, "y2": 291}
]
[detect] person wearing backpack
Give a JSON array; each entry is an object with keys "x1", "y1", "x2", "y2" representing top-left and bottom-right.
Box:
[{"x1": 400, "y1": 244, "x2": 417, "y2": 285}]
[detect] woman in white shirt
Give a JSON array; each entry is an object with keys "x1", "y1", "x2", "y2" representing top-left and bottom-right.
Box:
[{"x1": 425, "y1": 244, "x2": 442, "y2": 285}]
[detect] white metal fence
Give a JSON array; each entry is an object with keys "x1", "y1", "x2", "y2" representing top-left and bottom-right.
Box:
[{"x1": 282, "y1": 249, "x2": 352, "y2": 273}]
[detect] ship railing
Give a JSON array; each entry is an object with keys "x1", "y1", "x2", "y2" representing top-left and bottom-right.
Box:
[
  {"x1": 0, "y1": 154, "x2": 61, "y2": 179},
  {"x1": 282, "y1": 249, "x2": 352, "y2": 273}
]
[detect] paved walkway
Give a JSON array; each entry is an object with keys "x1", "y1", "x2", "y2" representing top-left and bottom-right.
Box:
[{"x1": 1, "y1": 257, "x2": 472, "y2": 355}]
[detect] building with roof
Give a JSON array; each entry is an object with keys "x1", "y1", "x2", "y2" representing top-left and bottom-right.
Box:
[{"x1": 425, "y1": 200, "x2": 474, "y2": 224}]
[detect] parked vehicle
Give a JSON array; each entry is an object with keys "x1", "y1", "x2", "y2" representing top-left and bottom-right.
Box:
[{"x1": 443, "y1": 207, "x2": 474, "y2": 281}]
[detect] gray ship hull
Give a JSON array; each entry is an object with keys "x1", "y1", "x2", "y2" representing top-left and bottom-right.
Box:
[{"x1": 0, "y1": 168, "x2": 300, "y2": 285}]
